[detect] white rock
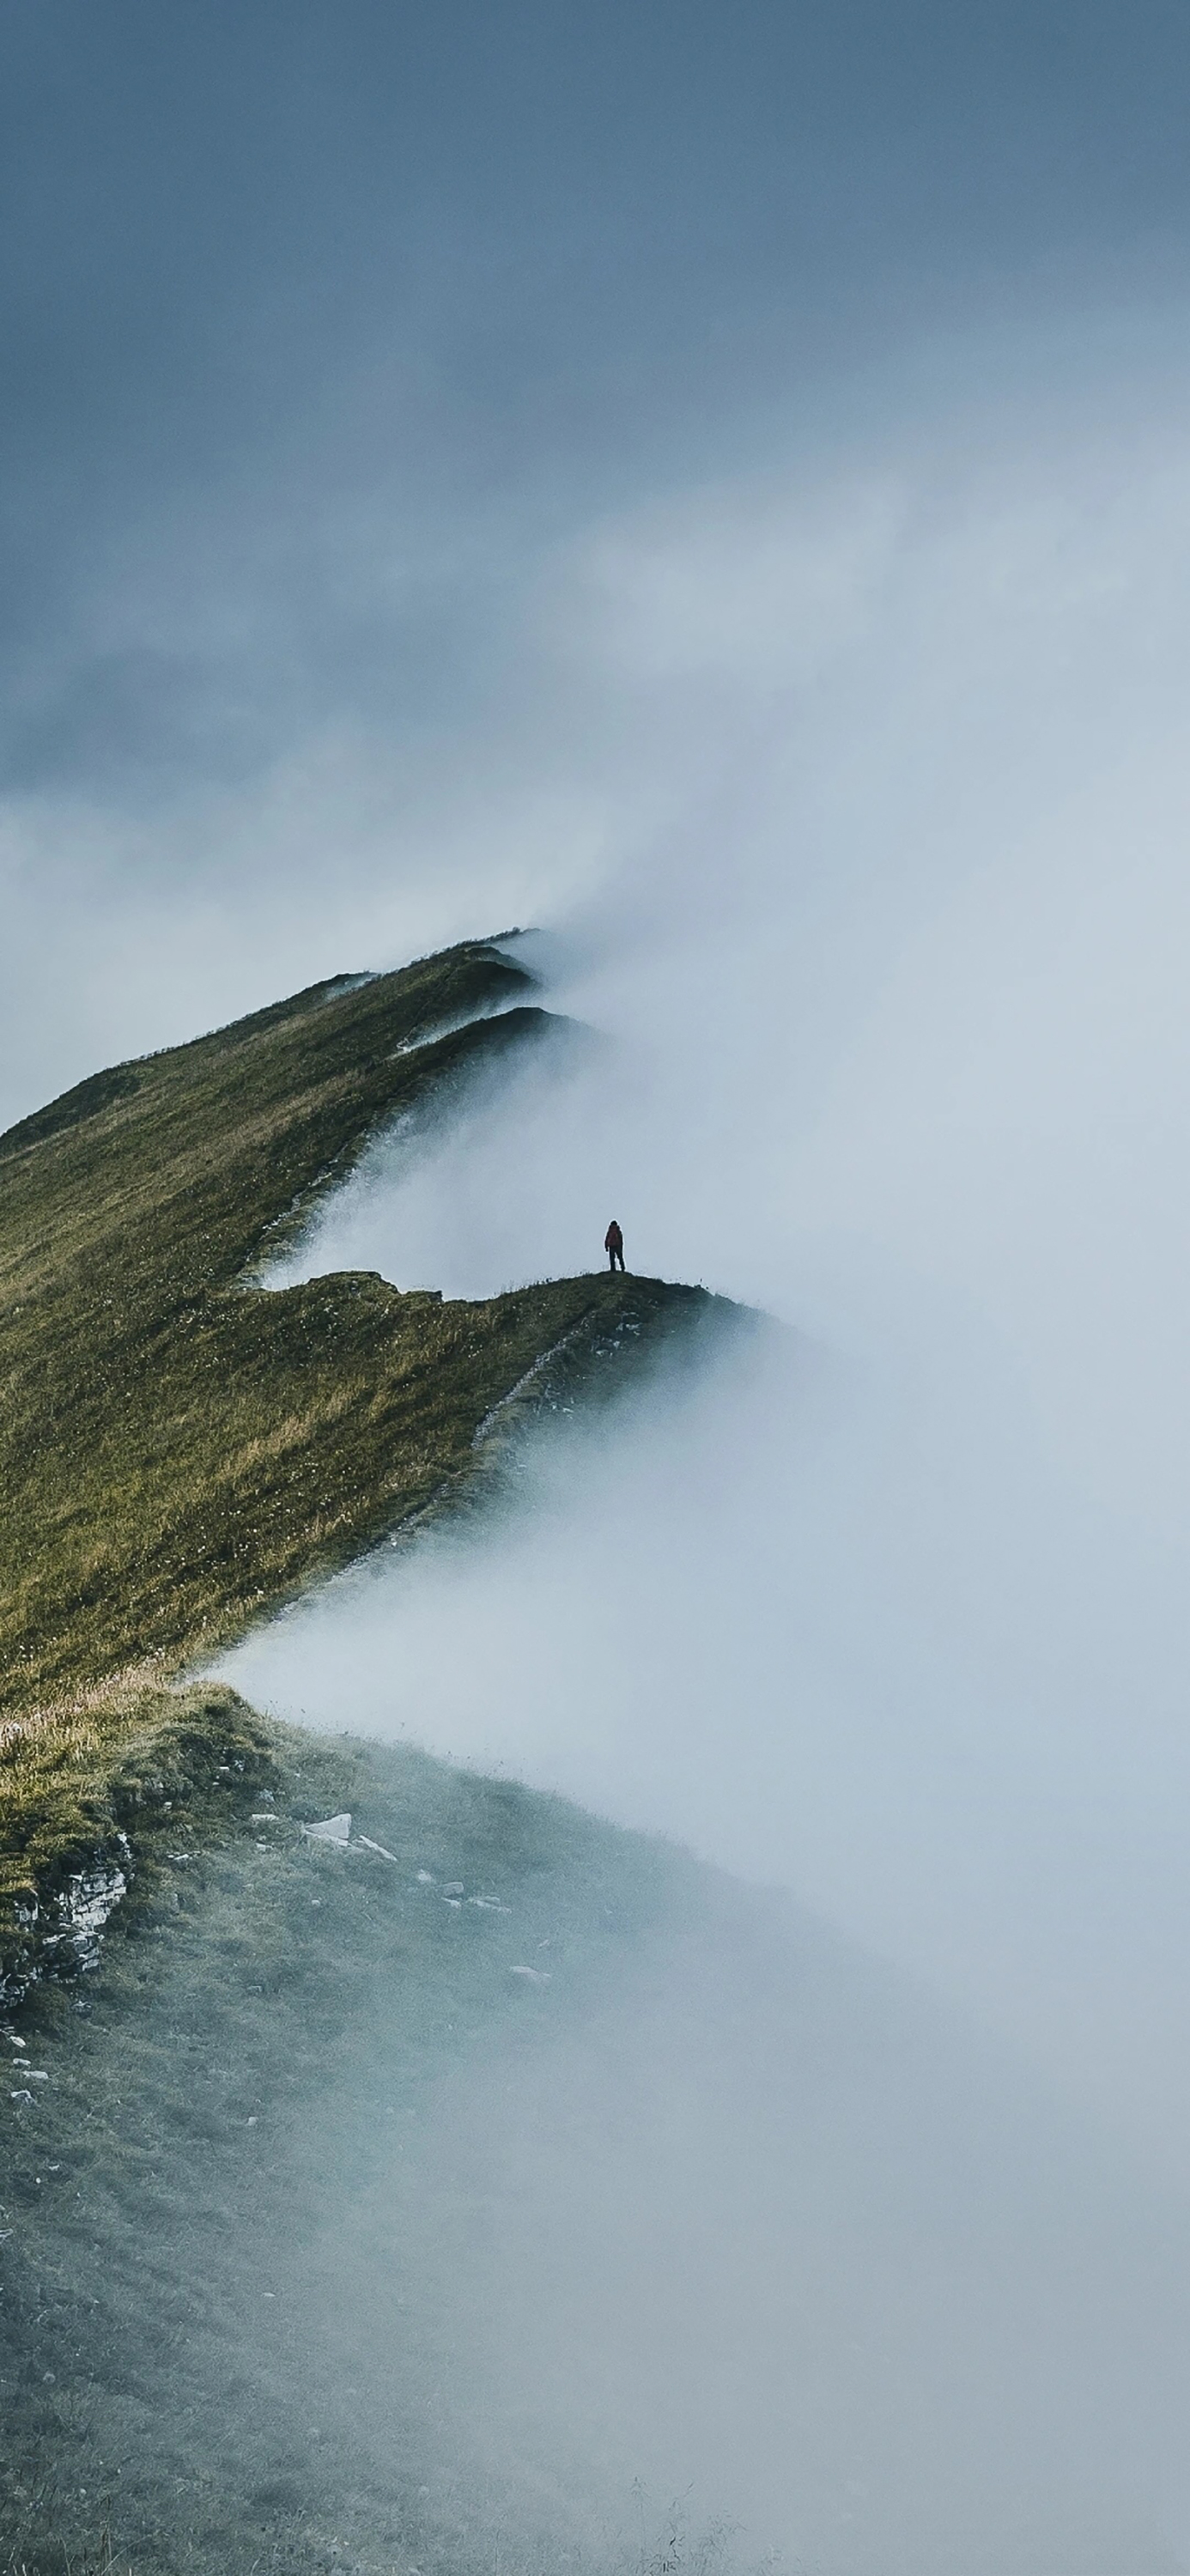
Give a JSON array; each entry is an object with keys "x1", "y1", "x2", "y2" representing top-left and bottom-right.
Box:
[{"x1": 301, "y1": 1814, "x2": 351, "y2": 1844}]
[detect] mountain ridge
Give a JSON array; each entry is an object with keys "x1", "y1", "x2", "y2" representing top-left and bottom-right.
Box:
[{"x1": 0, "y1": 937, "x2": 742, "y2": 1996}]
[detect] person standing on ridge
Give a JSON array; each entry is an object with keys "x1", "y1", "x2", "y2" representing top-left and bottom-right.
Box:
[{"x1": 604, "y1": 1219, "x2": 625, "y2": 1273}]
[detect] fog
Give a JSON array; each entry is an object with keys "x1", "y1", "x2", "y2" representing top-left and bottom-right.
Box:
[
  {"x1": 222, "y1": 392, "x2": 1190, "y2": 2168},
  {"x1": 7, "y1": 9, "x2": 1190, "y2": 2561},
  {"x1": 291, "y1": 1850, "x2": 1190, "y2": 2574},
  {"x1": 207, "y1": 391, "x2": 1190, "y2": 2566}
]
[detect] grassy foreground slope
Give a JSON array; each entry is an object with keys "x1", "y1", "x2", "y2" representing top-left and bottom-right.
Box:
[{"x1": 0, "y1": 939, "x2": 726, "y2": 1982}]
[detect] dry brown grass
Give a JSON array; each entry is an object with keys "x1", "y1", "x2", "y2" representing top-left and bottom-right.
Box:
[{"x1": 0, "y1": 939, "x2": 721, "y2": 1983}]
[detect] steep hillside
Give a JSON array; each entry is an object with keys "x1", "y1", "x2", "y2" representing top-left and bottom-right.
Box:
[{"x1": 0, "y1": 939, "x2": 731, "y2": 1988}]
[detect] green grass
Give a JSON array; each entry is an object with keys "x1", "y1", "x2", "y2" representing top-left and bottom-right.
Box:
[{"x1": 0, "y1": 939, "x2": 729, "y2": 1986}]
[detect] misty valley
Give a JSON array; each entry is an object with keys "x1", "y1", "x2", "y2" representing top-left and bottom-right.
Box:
[{"x1": 7, "y1": 1716, "x2": 1185, "y2": 2576}]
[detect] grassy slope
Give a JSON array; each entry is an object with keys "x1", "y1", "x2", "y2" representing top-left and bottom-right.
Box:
[
  {"x1": 0, "y1": 1723, "x2": 735, "y2": 2576},
  {"x1": 0, "y1": 1721, "x2": 695, "y2": 2576},
  {"x1": 0, "y1": 939, "x2": 725, "y2": 1974}
]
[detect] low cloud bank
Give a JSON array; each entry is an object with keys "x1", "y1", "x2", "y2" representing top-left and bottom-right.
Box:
[
  {"x1": 238, "y1": 383, "x2": 1190, "y2": 2181},
  {"x1": 214, "y1": 368, "x2": 1190, "y2": 2560}
]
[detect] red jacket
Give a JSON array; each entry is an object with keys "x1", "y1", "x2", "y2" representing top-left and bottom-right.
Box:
[{"x1": 604, "y1": 1223, "x2": 623, "y2": 1251}]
